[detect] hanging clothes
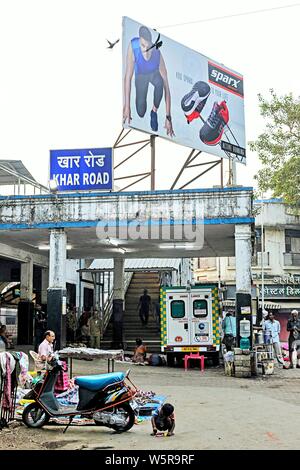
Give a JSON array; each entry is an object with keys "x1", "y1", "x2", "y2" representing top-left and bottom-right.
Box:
[
  {"x1": 11, "y1": 352, "x2": 31, "y2": 388},
  {"x1": 2, "y1": 353, "x2": 12, "y2": 409},
  {"x1": 0, "y1": 352, "x2": 17, "y2": 409}
]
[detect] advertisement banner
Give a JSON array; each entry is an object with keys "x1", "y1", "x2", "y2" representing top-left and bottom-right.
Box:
[
  {"x1": 122, "y1": 17, "x2": 246, "y2": 163},
  {"x1": 50, "y1": 148, "x2": 113, "y2": 191}
]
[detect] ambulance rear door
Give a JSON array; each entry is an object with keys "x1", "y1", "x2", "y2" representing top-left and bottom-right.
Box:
[
  {"x1": 189, "y1": 290, "x2": 214, "y2": 346},
  {"x1": 166, "y1": 290, "x2": 189, "y2": 347}
]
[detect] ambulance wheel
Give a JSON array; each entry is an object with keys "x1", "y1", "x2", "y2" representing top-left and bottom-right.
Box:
[
  {"x1": 175, "y1": 355, "x2": 183, "y2": 367},
  {"x1": 166, "y1": 353, "x2": 175, "y2": 367},
  {"x1": 212, "y1": 355, "x2": 219, "y2": 366}
]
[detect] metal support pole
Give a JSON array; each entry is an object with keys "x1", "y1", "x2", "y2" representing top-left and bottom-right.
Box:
[
  {"x1": 232, "y1": 159, "x2": 237, "y2": 186},
  {"x1": 261, "y1": 200, "x2": 265, "y2": 318},
  {"x1": 150, "y1": 135, "x2": 155, "y2": 190},
  {"x1": 228, "y1": 158, "x2": 232, "y2": 185},
  {"x1": 220, "y1": 158, "x2": 224, "y2": 188}
]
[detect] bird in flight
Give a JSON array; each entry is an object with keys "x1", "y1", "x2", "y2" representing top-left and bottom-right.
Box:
[
  {"x1": 146, "y1": 33, "x2": 163, "y2": 52},
  {"x1": 107, "y1": 39, "x2": 120, "y2": 49}
]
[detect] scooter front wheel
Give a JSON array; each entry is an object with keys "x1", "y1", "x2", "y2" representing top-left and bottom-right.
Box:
[{"x1": 22, "y1": 402, "x2": 50, "y2": 428}]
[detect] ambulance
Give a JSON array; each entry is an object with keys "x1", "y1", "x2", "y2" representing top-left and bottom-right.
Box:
[{"x1": 160, "y1": 284, "x2": 221, "y2": 366}]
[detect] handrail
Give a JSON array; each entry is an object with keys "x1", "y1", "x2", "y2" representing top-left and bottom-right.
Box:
[{"x1": 101, "y1": 271, "x2": 133, "y2": 337}]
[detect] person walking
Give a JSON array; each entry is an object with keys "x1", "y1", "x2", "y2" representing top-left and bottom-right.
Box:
[
  {"x1": 89, "y1": 309, "x2": 101, "y2": 349},
  {"x1": 137, "y1": 289, "x2": 152, "y2": 327},
  {"x1": 66, "y1": 305, "x2": 77, "y2": 343},
  {"x1": 286, "y1": 309, "x2": 300, "y2": 368},
  {"x1": 263, "y1": 312, "x2": 284, "y2": 365}
]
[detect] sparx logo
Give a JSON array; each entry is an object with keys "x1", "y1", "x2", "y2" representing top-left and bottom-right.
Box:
[{"x1": 208, "y1": 62, "x2": 244, "y2": 97}]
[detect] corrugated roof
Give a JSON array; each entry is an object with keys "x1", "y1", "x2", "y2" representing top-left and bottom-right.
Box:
[
  {"x1": 89, "y1": 258, "x2": 181, "y2": 271},
  {"x1": 0, "y1": 160, "x2": 36, "y2": 185}
]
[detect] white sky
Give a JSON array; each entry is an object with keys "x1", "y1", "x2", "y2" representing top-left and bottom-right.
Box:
[{"x1": 0, "y1": 0, "x2": 299, "y2": 192}]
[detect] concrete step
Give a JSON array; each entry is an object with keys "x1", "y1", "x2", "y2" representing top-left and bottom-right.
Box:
[
  {"x1": 126, "y1": 289, "x2": 160, "y2": 295},
  {"x1": 102, "y1": 271, "x2": 162, "y2": 350},
  {"x1": 129, "y1": 281, "x2": 160, "y2": 290},
  {"x1": 100, "y1": 340, "x2": 161, "y2": 353}
]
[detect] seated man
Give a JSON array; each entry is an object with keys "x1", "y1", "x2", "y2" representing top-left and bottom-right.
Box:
[
  {"x1": 132, "y1": 338, "x2": 147, "y2": 364},
  {"x1": 38, "y1": 330, "x2": 56, "y2": 364}
]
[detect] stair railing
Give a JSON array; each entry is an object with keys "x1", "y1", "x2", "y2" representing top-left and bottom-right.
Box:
[{"x1": 101, "y1": 271, "x2": 133, "y2": 338}]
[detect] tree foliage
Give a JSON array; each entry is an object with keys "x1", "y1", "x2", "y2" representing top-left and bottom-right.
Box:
[{"x1": 250, "y1": 90, "x2": 300, "y2": 206}]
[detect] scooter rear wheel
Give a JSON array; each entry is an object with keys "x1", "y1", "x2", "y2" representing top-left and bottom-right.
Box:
[
  {"x1": 22, "y1": 402, "x2": 50, "y2": 428},
  {"x1": 94, "y1": 403, "x2": 135, "y2": 432},
  {"x1": 111, "y1": 403, "x2": 135, "y2": 432}
]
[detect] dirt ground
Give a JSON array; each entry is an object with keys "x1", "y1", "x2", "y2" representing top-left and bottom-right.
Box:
[{"x1": 2, "y1": 359, "x2": 300, "y2": 450}]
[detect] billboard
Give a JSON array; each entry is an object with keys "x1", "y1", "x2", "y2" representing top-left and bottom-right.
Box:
[
  {"x1": 122, "y1": 17, "x2": 246, "y2": 163},
  {"x1": 50, "y1": 148, "x2": 113, "y2": 191}
]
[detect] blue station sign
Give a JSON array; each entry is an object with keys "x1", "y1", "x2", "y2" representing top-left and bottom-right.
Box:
[{"x1": 50, "y1": 147, "x2": 113, "y2": 191}]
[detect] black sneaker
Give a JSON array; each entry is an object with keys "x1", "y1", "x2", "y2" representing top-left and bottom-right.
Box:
[
  {"x1": 199, "y1": 100, "x2": 229, "y2": 145},
  {"x1": 181, "y1": 81, "x2": 211, "y2": 123}
]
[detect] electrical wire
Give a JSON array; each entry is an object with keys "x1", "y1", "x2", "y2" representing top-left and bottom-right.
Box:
[{"x1": 158, "y1": 3, "x2": 300, "y2": 29}]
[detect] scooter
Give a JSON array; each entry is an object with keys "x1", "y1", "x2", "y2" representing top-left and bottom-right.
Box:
[{"x1": 22, "y1": 355, "x2": 137, "y2": 433}]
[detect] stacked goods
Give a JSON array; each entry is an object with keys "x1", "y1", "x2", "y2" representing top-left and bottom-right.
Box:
[
  {"x1": 223, "y1": 351, "x2": 235, "y2": 376},
  {"x1": 233, "y1": 348, "x2": 251, "y2": 378}
]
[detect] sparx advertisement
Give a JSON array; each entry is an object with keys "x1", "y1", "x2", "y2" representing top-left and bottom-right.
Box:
[{"x1": 122, "y1": 16, "x2": 246, "y2": 163}]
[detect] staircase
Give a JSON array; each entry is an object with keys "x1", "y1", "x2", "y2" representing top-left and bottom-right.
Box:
[{"x1": 101, "y1": 272, "x2": 161, "y2": 353}]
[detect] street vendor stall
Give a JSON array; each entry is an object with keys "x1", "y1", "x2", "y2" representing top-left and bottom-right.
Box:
[{"x1": 58, "y1": 347, "x2": 124, "y2": 377}]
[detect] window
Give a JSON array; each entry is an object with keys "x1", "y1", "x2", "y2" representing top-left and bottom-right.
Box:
[
  {"x1": 285, "y1": 229, "x2": 300, "y2": 253},
  {"x1": 193, "y1": 299, "x2": 208, "y2": 317},
  {"x1": 171, "y1": 300, "x2": 185, "y2": 318},
  {"x1": 196, "y1": 258, "x2": 217, "y2": 269},
  {"x1": 255, "y1": 228, "x2": 265, "y2": 253}
]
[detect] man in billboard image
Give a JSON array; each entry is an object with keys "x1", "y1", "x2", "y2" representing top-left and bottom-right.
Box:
[{"x1": 123, "y1": 26, "x2": 175, "y2": 137}]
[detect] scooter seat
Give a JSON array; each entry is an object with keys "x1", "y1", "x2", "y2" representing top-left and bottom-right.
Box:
[{"x1": 74, "y1": 372, "x2": 125, "y2": 392}]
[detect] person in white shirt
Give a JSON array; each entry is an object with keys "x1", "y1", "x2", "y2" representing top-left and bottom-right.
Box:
[
  {"x1": 38, "y1": 330, "x2": 55, "y2": 362},
  {"x1": 263, "y1": 312, "x2": 284, "y2": 365}
]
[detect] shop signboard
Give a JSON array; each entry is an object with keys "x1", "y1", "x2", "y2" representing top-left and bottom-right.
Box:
[{"x1": 259, "y1": 285, "x2": 300, "y2": 298}]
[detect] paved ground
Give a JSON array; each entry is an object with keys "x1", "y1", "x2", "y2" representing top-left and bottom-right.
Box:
[{"x1": 2, "y1": 357, "x2": 300, "y2": 450}]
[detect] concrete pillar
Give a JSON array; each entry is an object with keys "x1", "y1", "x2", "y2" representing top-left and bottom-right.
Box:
[
  {"x1": 47, "y1": 229, "x2": 67, "y2": 349},
  {"x1": 18, "y1": 257, "x2": 34, "y2": 345},
  {"x1": 112, "y1": 258, "x2": 125, "y2": 349},
  {"x1": 49, "y1": 229, "x2": 66, "y2": 288},
  {"x1": 113, "y1": 258, "x2": 125, "y2": 301},
  {"x1": 20, "y1": 257, "x2": 33, "y2": 300},
  {"x1": 235, "y1": 224, "x2": 253, "y2": 348},
  {"x1": 41, "y1": 268, "x2": 49, "y2": 305},
  {"x1": 235, "y1": 225, "x2": 252, "y2": 294}
]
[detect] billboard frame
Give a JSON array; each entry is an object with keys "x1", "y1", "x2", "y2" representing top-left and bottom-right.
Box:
[{"x1": 113, "y1": 128, "x2": 238, "y2": 191}]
